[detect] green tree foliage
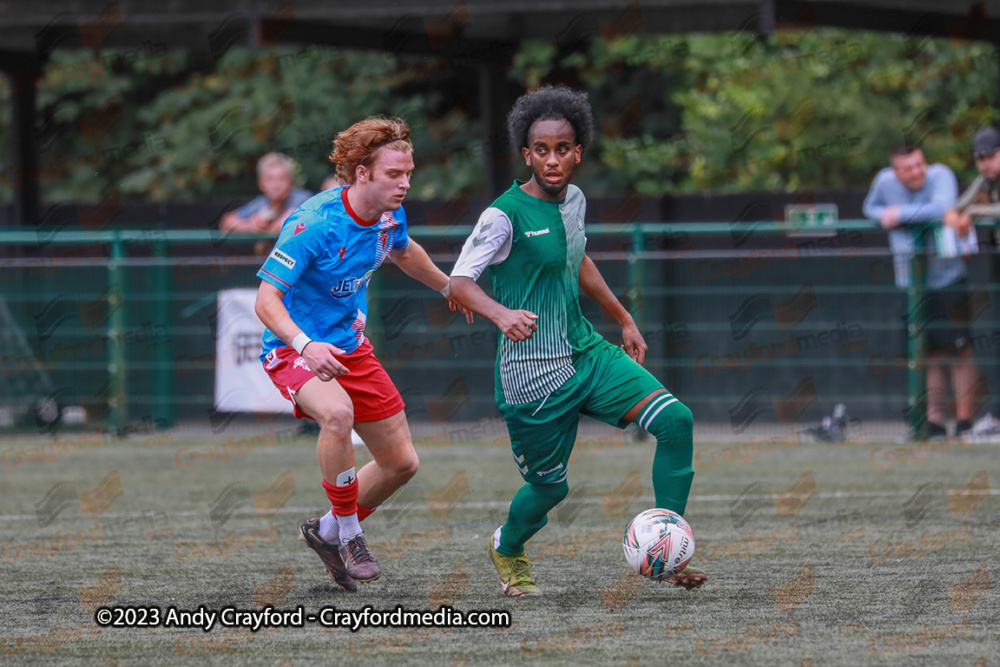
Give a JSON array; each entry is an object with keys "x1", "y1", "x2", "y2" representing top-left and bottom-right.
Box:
[
  {"x1": 510, "y1": 29, "x2": 997, "y2": 195},
  {"x1": 1, "y1": 30, "x2": 996, "y2": 206},
  {"x1": 1, "y1": 44, "x2": 483, "y2": 203},
  {"x1": 675, "y1": 30, "x2": 996, "y2": 193}
]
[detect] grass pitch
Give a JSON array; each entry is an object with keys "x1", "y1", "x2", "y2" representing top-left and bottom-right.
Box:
[{"x1": 1, "y1": 422, "x2": 998, "y2": 666}]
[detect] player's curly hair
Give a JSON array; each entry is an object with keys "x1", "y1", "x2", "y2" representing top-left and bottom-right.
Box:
[
  {"x1": 329, "y1": 117, "x2": 413, "y2": 184},
  {"x1": 507, "y1": 86, "x2": 594, "y2": 153}
]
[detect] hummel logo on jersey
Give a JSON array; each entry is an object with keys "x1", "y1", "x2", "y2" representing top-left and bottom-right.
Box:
[
  {"x1": 269, "y1": 248, "x2": 296, "y2": 269},
  {"x1": 524, "y1": 228, "x2": 550, "y2": 238},
  {"x1": 537, "y1": 462, "x2": 564, "y2": 477},
  {"x1": 472, "y1": 236, "x2": 487, "y2": 247}
]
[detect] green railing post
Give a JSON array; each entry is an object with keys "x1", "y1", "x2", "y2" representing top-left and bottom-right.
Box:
[
  {"x1": 907, "y1": 227, "x2": 928, "y2": 437},
  {"x1": 152, "y1": 239, "x2": 174, "y2": 427},
  {"x1": 629, "y1": 224, "x2": 646, "y2": 332},
  {"x1": 629, "y1": 224, "x2": 647, "y2": 441},
  {"x1": 109, "y1": 232, "x2": 128, "y2": 429}
]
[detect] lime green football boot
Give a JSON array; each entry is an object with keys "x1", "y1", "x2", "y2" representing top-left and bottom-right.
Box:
[{"x1": 488, "y1": 538, "x2": 541, "y2": 597}]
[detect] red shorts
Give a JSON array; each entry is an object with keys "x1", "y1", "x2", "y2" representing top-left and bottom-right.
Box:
[{"x1": 262, "y1": 339, "x2": 405, "y2": 422}]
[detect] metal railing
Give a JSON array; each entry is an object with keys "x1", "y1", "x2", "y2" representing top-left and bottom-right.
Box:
[{"x1": 0, "y1": 220, "x2": 996, "y2": 439}]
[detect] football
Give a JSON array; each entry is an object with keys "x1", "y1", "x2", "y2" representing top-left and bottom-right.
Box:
[{"x1": 622, "y1": 508, "x2": 695, "y2": 580}]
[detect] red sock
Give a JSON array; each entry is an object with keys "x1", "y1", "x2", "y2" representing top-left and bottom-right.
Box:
[
  {"x1": 358, "y1": 505, "x2": 375, "y2": 522},
  {"x1": 322, "y1": 477, "x2": 358, "y2": 517}
]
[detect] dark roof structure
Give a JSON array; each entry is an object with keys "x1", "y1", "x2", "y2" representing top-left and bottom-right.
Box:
[{"x1": 4, "y1": 1, "x2": 1000, "y2": 56}]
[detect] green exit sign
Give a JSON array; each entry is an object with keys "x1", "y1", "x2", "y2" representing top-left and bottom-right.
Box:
[{"x1": 783, "y1": 204, "x2": 838, "y2": 236}]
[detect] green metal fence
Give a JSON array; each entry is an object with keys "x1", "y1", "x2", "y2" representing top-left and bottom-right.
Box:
[{"x1": 1, "y1": 221, "x2": 996, "y2": 440}]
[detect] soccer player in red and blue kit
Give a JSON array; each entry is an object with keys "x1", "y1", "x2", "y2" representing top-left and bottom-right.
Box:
[{"x1": 254, "y1": 117, "x2": 471, "y2": 591}]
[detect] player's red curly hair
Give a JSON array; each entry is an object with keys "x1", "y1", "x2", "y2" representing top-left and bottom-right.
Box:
[{"x1": 329, "y1": 117, "x2": 413, "y2": 185}]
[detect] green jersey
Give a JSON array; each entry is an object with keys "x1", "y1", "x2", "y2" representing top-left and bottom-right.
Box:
[{"x1": 452, "y1": 181, "x2": 602, "y2": 404}]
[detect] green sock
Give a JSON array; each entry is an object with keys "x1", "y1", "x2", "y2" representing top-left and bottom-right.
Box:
[
  {"x1": 640, "y1": 396, "x2": 695, "y2": 515},
  {"x1": 653, "y1": 456, "x2": 695, "y2": 516},
  {"x1": 497, "y1": 481, "x2": 569, "y2": 556}
]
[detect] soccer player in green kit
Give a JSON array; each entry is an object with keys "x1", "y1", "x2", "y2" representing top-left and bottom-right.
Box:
[{"x1": 449, "y1": 86, "x2": 706, "y2": 596}]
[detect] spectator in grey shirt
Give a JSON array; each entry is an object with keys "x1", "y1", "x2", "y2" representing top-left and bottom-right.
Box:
[
  {"x1": 220, "y1": 152, "x2": 312, "y2": 254},
  {"x1": 863, "y1": 142, "x2": 977, "y2": 439}
]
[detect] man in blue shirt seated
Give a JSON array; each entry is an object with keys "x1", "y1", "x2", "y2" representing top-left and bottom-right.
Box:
[
  {"x1": 863, "y1": 143, "x2": 978, "y2": 439},
  {"x1": 220, "y1": 152, "x2": 312, "y2": 254}
]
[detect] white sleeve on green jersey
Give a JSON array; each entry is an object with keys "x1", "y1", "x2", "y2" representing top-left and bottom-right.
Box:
[{"x1": 450, "y1": 207, "x2": 513, "y2": 280}]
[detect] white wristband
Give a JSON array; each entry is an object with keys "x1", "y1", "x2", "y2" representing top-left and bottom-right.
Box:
[
  {"x1": 439, "y1": 282, "x2": 451, "y2": 298},
  {"x1": 291, "y1": 332, "x2": 312, "y2": 355}
]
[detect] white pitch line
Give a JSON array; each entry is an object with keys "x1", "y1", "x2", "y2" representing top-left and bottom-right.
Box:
[{"x1": 1, "y1": 488, "x2": 995, "y2": 522}]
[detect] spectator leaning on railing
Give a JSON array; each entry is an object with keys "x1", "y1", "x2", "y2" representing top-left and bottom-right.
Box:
[
  {"x1": 945, "y1": 125, "x2": 1000, "y2": 249},
  {"x1": 220, "y1": 152, "x2": 313, "y2": 255},
  {"x1": 863, "y1": 142, "x2": 978, "y2": 440}
]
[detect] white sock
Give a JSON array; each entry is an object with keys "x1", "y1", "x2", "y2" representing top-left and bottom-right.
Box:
[
  {"x1": 338, "y1": 513, "x2": 362, "y2": 542},
  {"x1": 493, "y1": 526, "x2": 503, "y2": 549},
  {"x1": 319, "y1": 510, "x2": 339, "y2": 543}
]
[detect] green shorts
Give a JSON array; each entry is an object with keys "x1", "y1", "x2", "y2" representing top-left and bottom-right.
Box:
[{"x1": 498, "y1": 339, "x2": 665, "y2": 484}]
